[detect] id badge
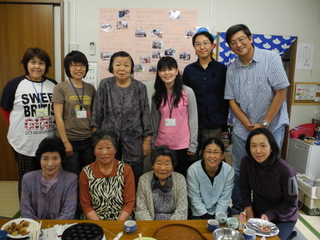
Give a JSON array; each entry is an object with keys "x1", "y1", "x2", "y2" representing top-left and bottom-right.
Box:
[
  {"x1": 36, "y1": 109, "x2": 48, "y2": 117},
  {"x1": 76, "y1": 110, "x2": 87, "y2": 118},
  {"x1": 165, "y1": 118, "x2": 176, "y2": 126}
]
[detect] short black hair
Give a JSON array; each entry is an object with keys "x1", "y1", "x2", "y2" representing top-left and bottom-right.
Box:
[
  {"x1": 108, "y1": 51, "x2": 134, "y2": 74},
  {"x1": 192, "y1": 31, "x2": 214, "y2": 46},
  {"x1": 35, "y1": 137, "x2": 66, "y2": 163},
  {"x1": 150, "y1": 145, "x2": 177, "y2": 167},
  {"x1": 245, "y1": 128, "x2": 280, "y2": 161},
  {"x1": 225, "y1": 24, "x2": 252, "y2": 45},
  {"x1": 64, "y1": 51, "x2": 89, "y2": 78},
  {"x1": 20, "y1": 47, "x2": 52, "y2": 76},
  {"x1": 92, "y1": 129, "x2": 118, "y2": 150},
  {"x1": 202, "y1": 137, "x2": 225, "y2": 153}
]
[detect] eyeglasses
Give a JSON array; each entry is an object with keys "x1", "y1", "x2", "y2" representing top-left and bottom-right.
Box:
[
  {"x1": 194, "y1": 41, "x2": 212, "y2": 48},
  {"x1": 70, "y1": 64, "x2": 86, "y2": 69},
  {"x1": 204, "y1": 150, "x2": 223, "y2": 156},
  {"x1": 229, "y1": 36, "x2": 248, "y2": 47}
]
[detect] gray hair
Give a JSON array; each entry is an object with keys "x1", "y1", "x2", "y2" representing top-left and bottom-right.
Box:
[
  {"x1": 92, "y1": 129, "x2": 118, "y2": 149},
  {"x1": 150, "y1": 145, "x2": 177, "y2": 167}
]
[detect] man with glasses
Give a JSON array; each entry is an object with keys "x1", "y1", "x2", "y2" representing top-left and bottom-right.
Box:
[
  {"x1": 183, "y1": 31, "x2": 228, "y2": 164},
  {"x1": 224, "y1": 24, "x2": 290, "y2": 214}
]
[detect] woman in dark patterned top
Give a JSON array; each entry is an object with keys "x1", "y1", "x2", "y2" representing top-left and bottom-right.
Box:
[
  {"x1": 91, "y1": 51, "x2": 153, "y2": 185},
  {"x1": 135, "y1": 145, "x2": 188, "y2": 220},
  {"x1": 79, "y1": 129, "x2": 135, "y2": 220}
]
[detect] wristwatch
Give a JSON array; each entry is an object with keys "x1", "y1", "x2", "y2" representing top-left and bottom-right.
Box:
[{"x1": 261, "y1": 120, "x2": 269, "y2": 128}]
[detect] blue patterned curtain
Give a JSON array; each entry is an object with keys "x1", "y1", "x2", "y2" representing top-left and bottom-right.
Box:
[{"x1": 218, "y1": 32, "x2": 297, "y2": 67}]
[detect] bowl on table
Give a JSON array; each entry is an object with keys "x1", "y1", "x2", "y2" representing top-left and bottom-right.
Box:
[{"x1": 213, "y1": 227, "x2": 245, "y2": 240}]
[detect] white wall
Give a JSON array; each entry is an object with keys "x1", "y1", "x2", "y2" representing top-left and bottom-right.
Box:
[{"x1": 60, "y1": 0, "x2": 320, "y2": 129}]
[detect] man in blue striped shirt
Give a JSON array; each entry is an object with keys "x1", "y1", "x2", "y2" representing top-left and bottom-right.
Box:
[{"x1": 224, "y1": 24, "x2": 290, "y2": 214}]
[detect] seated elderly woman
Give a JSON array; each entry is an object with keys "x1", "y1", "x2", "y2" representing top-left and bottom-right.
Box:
[
  {"x1": 20, "y1": 137, "x2": 78, "y2": 219},
  {"x1": 240, "y1": 128, "x2": 298, "y2": 240},
  {"x1": 187, "y1": 137, "x2": 234, "y2": 219},
  {"x1": 135, "y1": 145, "x2": 188, "y2": 220},
  {"x1": 79, "y1": 129, "x2": 135, "y2": 220}
]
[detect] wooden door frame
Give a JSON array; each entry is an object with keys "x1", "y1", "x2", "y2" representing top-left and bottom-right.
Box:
[
  {"x1": 282, "y1": 39, "x2": 297, "y2": 160},
  {"x1": 0, "y1": 0, "x2": 64, "y2": 82}
]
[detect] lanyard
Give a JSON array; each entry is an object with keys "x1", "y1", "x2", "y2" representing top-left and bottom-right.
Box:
[
  {"x1": 69, "y1": 79, "x2": 85, "y2": 109},
  {"x1": 167, "y1": 93, "x2": 175, "y2": 118},
  {"x1": 31, "y1": 79, "x2": 44, "y2": 107}
]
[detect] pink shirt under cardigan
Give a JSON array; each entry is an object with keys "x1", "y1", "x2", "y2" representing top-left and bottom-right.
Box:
[{"x1": 154, "y1": 90, "x2": 191, "y2": 150}]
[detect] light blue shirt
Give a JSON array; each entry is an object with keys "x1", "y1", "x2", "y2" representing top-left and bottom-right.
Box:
[
  {"x1": 187, "y1": 160, "x2": 234, "y2": 216},
  {"x1": 225, "y1": 47, "x2": 290, "y2": 141}
]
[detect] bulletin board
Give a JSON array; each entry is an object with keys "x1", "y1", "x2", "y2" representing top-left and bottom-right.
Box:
[
  {"x1": 99, "y1": 8, "x2": 198, "y2": 81},
  {"x1": 292, "y1": 82, "x2": 320, "y2": 105}
]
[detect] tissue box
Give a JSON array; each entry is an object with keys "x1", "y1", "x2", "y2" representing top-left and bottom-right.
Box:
[{"x1": 297, "y1": 174, "x2": 320, "y2": 216}]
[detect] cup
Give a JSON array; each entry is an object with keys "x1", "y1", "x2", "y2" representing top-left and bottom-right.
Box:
[
  {"x1": 226, "y1": 217, "x2": 239, "y2": 229},
  {"x1": 215, "y1": 212, "x2": 227, "y2": 224},
  {"x1": 124, "y1": 220, "x2": 137, "y2": 233},
  {"x1": 0, "y1": 230, "x2": 7, "y2": 240},
  {"x1": 243, "y1": 228, "x2": 256, "y2": 240},
  {"x1": 207, "y1": 219, "x2": 220, "y2": 232}
]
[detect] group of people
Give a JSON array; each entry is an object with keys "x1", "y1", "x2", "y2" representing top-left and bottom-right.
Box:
[{"x1": 0, "y1": 23, "x2": 298, "y2": 240}]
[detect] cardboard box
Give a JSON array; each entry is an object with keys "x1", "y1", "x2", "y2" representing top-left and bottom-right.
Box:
[{"x1": 297, "y1": 174, "x2": 320, "y2": 216}]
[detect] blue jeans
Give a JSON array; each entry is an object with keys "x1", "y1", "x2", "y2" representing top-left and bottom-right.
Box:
[
  {"x1": 62, "y1": 137, "x2": 95, "y2": 176},
  {"x1": 275, "y1": 221, "x2": 296, "y2": 240},
  {"x1": 231, "y1": 126, "x2": 285, "y2": 214}
]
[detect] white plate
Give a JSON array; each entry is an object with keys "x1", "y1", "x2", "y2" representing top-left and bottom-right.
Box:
[
  {"x1": 0, "y1": 218, "x2": 39, "y2": 239},
  {"x1": 246, "y1": 218, "x2": 279, "y2": 237}
]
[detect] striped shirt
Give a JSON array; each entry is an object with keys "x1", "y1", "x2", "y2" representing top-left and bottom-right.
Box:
[{"x1": 225, "y1": 47, "x2": 289, "y2": 141}]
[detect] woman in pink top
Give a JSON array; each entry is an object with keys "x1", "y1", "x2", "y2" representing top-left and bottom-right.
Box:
[{"x1": 151, "y1": 56, "x2": 198, "y2": 177}]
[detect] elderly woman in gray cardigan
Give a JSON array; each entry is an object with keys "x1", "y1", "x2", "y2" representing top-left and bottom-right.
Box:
[{"x1": 135, "y1": 145, "x2": 188, "y2": 220}]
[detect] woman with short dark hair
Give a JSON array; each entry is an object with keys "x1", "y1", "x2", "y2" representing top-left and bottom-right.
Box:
[
  {"x1": 240, "y1": 128, "x2": 298, "y2": 240},
  {"x1": 20, "y1": 137, "x2": 78, "y2": 219},
  {"x1": 52, "y1": 50, "x2": 96, "y2": 175},
  {"x1": 187, "y1": 137, "x2": 234, "y2": 219},
  {"x1": 91, "y1": 51, "x2": 153, "y2": 184},
  {"x1": 135, "y1": 145, "x2": 188, "y2": 220},
  {"x1": 0, "y1": 47, "x2": 57, "y2": 199}
]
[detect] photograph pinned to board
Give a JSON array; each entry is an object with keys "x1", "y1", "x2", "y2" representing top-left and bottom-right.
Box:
[{"x1": 169, "y1": 10, "x2": 181, "y2": 19}]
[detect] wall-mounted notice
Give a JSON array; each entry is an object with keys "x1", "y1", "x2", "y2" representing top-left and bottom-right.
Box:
[
  {"x1": 296, "y1": 43, "x2": 314, "y2": 70},
  {"x1": 99, "y1": 8, "x2": 198, "y2": 81}
]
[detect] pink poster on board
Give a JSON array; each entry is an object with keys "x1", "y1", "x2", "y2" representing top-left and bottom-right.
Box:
[{"x1": 99, "y1": 8, "x2": 198, "y2": 81}]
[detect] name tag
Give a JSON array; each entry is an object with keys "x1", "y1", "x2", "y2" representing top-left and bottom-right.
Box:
[
  {"x1": 76, "y1": 110, "x2": 87, "y2": 118},
  {"x1": 36, "y1": 109, "x2": 48, "y2": 117},
  {"x1": 165, "y1": 118, "x2": 176, "y2": 126}
]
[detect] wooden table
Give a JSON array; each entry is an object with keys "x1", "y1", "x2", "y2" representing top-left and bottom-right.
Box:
[{"x1": 0, "y1": 219, "x2": 280, "y2": 240}]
